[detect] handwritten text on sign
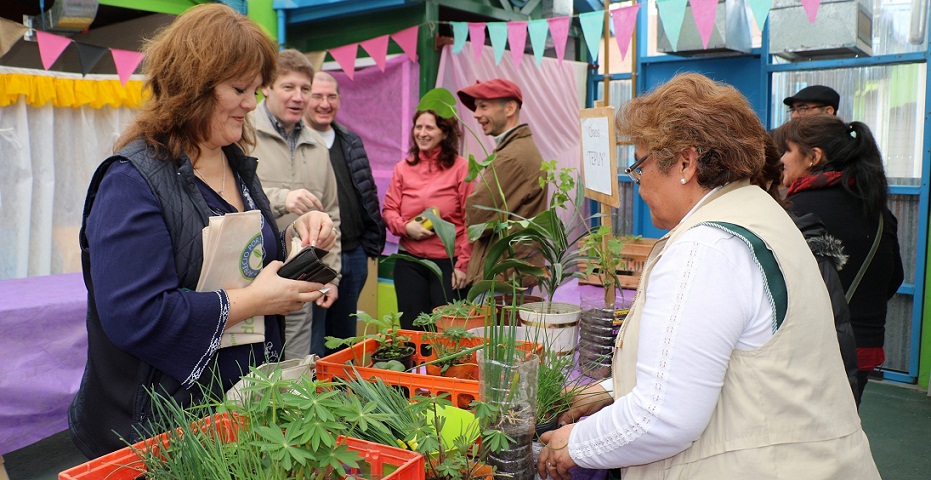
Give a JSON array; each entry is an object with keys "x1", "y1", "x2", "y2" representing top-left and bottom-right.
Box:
[{"x1": 581, "y1": 115, "x2": 613, "y2": 196}]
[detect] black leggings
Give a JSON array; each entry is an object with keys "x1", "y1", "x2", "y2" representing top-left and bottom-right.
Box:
[{"x1": 392, "y1": 254, "x2": 465, "y2": 330}]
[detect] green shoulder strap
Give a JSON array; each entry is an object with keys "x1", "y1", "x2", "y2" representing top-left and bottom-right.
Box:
[{"x1": 702, "y1": 222, "x2": 788, "y2": 331}]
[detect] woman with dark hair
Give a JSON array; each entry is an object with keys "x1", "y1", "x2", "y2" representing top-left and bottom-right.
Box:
[
  {"x1": 383, "y1": 110, "x2": 473, "y2": 329},
  {"x1": 69, "y1": 4, "x2": 336, "y2": 458},
  {"x1": 774, "y1": 115, "x2": 904, "y2": 402},
  {"x1": 536, "y1": 73, "x2": 878, "y2": 480}
]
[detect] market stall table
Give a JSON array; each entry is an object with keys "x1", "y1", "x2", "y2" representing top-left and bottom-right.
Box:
[{"x1": 0, "y1": 273, "x2": 87, "y2": 455}]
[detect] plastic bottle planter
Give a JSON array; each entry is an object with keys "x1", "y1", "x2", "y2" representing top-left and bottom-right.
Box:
[
  {"x1": 516, "y1": 302, "x2": 582, "y2": 356},
  {"x1": 478, "y1": 350, "x2": 539, "y2": 480},
  {"x1": 578, "y1": 296, "x2": 631, "y2": 380}
]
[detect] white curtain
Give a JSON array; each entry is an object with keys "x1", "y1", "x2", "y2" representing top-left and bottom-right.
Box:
[{"x1": 0, "y1": 67, "x2": 135, "y2": 280}]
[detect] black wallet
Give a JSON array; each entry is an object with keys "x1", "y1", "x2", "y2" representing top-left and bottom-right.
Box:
[{"x1": 278, "y1": 246, "x2": 339, "y2": 284}]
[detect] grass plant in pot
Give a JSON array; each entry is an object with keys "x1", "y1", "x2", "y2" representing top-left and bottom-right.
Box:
[
  {"x1": 104, "y1": 368, "x2": 416, "y2": 480},
  {"x1": 336, "y1": 374, "x2": 515, "y2": 480}
]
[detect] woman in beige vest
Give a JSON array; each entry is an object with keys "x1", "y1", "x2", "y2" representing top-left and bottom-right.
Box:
[{"x1": 536, "y1": 73, "x2": 879, "y2": 480}]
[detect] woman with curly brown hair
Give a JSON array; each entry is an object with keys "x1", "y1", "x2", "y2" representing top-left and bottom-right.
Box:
[
  {"x1": 383, "y1": 110, "x2": 473, "y2": 329},
  {"x1": 69, "y1": 4, "x2": 335, "y2": 458},
  {"x1": 536, "y1": 73, "x2": 879, "y2": 480}
]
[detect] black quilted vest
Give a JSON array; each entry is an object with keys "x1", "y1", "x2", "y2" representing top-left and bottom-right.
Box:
[{"x1": 70, "y1": 139, "x2": 282, "y2": 459}]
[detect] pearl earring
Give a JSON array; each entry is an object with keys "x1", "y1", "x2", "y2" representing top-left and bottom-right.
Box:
[{"x1": 680, "y1": 178, "x2": 687, "y2": 185}]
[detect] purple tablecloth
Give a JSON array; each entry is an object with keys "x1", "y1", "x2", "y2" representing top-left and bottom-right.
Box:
[{"x1": 0, "y1": 273, "x2": 87, "y2": 454}]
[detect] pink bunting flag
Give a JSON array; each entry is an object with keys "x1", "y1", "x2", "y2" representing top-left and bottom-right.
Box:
[
  {"x1": 360, "y1": 35, "x2": 389, "y2": 71},
  {"x1": 690, "y1": 0, "x2": 719, "y2": 49},
  {"x1": 111, "y1": 48, "x2": 144, "y2": 86},
  {"x1": 507, "y1": 21, "x2": 527, "y2": 69},
  {"x1": 611, "y1": 4, "x2": 641, "y2": 61},
  {"x1": 468, "y1": 23, "x2": 486, "y2": 63},
  {"x1": 801, "y1": 0, "x2": 821, "y2": 23},
  {"x1": 391, "y1": 26, "x2": 419, "y2": 62},
  {"x1": 36, "y1": 31, "x2": 71, "y2": 70},
  {"x1": 547, "y1": 17, "x2": 570, "y2": 65},
  {"x1": 329, "y1": 43, "x2": 359, "y2": 80}
]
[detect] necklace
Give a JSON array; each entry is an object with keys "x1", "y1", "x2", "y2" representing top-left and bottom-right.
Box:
[{"x1": 193, "y1": 157, "x2": 227, "y2": 199}]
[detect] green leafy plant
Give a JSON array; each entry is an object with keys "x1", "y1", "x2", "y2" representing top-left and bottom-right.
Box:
[
  {"x1": 325, "y1": 311, "x2": 413, "y2": 369},
  {"x1": 411, "y1": 315, "x2": 482, "y2": 376},
  {"x1": 580, "y1": 224, "x2": 628, "y2": 306},
  {"x1": 131, "y1": 368, "x2": 396, "y2": 480}
]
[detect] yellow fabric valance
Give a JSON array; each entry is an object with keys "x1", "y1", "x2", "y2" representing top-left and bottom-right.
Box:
[{"x1": 0, "y1": 71, "x2": 145, "y2": 109}]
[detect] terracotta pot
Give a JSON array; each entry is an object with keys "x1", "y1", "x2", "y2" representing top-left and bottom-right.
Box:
[
  {"x1": 443, "y1": 363, "x2": 478, "y2": 380},
  {"x1": 434, "y1": 305, "x2": 493, "y2": 332}
]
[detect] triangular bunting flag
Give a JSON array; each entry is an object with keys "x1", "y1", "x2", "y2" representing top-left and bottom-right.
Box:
[
  {"x1": 111, "y1": 48, "x2": 144, "y2": 86},
  {"x1": 691, "y1": 0, "x2": 719, "y2": 49},
  {"x1": 391, "y1": 26, "x2": 418, "y2": 62},
  {"x1": 468, "y1": 23, "x2": 486, "y2": 63},
  {"x1": 801, "y1": 0, "x2": 821, "y2": 23},
  {"x1": 611, "y1": 4, "x2": 640, "y2": 61},
  {"x1": 74, "y1": 41, "x2": 108, "y2": 76},
  {"x1": 547, "y1": 17, "x2": 570, "y2": 65},
  {"x1": 578, "y1": 11, "x2": 604, "y2": 62},
  {"x1": 527, "y1": 19, "x2": 548, "y2": 67},
  {"x1": 487, "y1": 22, "x2": 507, "y2": 65},
  {"x1": 507, "y1": 21, "x2": 527, "y2": 69},
  {"x1": 451, "y1": 22, "x2": 468, "y2": 54},
  {"x1": 747, "y1": 0, "x2": 773, "y2": 30},
  {"x1": 0, "y1": 17, "x2": 28, "y2": 58},
  {"x1": 328, "y1": 43, "x2": 359, "y2": 80},
  {"x1": 655, "y1": 0, "x2": 688, "y2": 51},
  {"x1": 36, "y1": 31, "x2": 72, "y2": 70},
  {"x1": 360, "y1": 35, "x2": 389, "y2": 72}
]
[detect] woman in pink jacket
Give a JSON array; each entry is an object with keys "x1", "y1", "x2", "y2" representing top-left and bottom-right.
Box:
[{"x1": 383, "y1": 110, "x2": 473, "y2": 329}]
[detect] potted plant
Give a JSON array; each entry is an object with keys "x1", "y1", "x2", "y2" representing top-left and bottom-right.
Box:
[
  {"x1": 577, "y1": 226, "x2": 637, "y2": 379},
  {"x1": 429, "y1": 299, "x2": 494, "y2": 332},
  {"x1": 336, "y1": 374, "x2": 512, "y2": 480},
  {"x1": 326, "y1": 311, "x2": 415, "y2": 371},
  {"x1": 412, "y1": 316, "x2": 480, "y2": 380},
  {"x1": 59, "y1": 366, "x2": 424, "y2": 480}
]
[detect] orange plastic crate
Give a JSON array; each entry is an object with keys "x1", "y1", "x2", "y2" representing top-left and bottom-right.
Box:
[
  {"x1": 315, "y1": 329, "x2": 540, "y2": 407},
  {"x1": 59, "y1": 412, "x2": 424, "y2": 480}
]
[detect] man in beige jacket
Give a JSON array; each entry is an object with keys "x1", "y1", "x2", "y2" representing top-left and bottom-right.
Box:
[{"x1": 250, "y1": 49, "x2": 341, "y2": 360}]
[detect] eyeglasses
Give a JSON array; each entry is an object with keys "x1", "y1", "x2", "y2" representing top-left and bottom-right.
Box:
[
  {"x1": 625, "y1": 151, "x2": 652, "y2": 184},
  {"x1": 788, "y1": 104, "x2": 825, "y2": 114},
  {"x1": 310, "y1": 94, "x2": 340, "y2": 103}
]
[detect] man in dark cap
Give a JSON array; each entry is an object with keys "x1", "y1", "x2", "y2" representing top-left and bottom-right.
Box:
[
  {"x1": 784, "y1": 85, "x2": 840, "y2": 119},
  {"x1": 457, "y1": 78, "x2": 547, "y2": 286}
]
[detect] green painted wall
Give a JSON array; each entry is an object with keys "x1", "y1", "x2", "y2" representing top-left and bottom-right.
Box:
[{"x1": 247, "y1": 0, "x2": 277, "y2": 41}]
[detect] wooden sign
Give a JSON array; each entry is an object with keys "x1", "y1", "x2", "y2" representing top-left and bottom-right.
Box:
[{"x1": 579, "y1": 106, "x2": 619, "y2": 207}]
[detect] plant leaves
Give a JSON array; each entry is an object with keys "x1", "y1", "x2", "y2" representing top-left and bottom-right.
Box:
[
  {"x1": 386, "y1": 253, "x2": 444, "y2": 289},
  {"x1": 417, "y1": 88, "x2": 458, "y2": 118},
  {"x1": 422, "y1": 208, "x2": 456, "y2": 261}
]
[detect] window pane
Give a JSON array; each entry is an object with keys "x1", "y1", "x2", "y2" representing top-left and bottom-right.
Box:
[{"x1": 772, "y1": 63, "x2": 925, "y2": 182}]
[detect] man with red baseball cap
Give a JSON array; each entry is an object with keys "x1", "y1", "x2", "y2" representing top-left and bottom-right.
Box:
[{"x1": 457, "y1": 78, "x2": 547, "y2": 286}]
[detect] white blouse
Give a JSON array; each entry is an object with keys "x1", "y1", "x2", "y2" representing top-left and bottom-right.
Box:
[{"x1": 569, "y1": 224, "x2": 776, "y2": 469}]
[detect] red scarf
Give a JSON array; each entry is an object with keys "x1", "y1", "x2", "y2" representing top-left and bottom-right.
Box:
[{"x1": 786, "y1": 171, "x2": 846, "y2": 197}]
